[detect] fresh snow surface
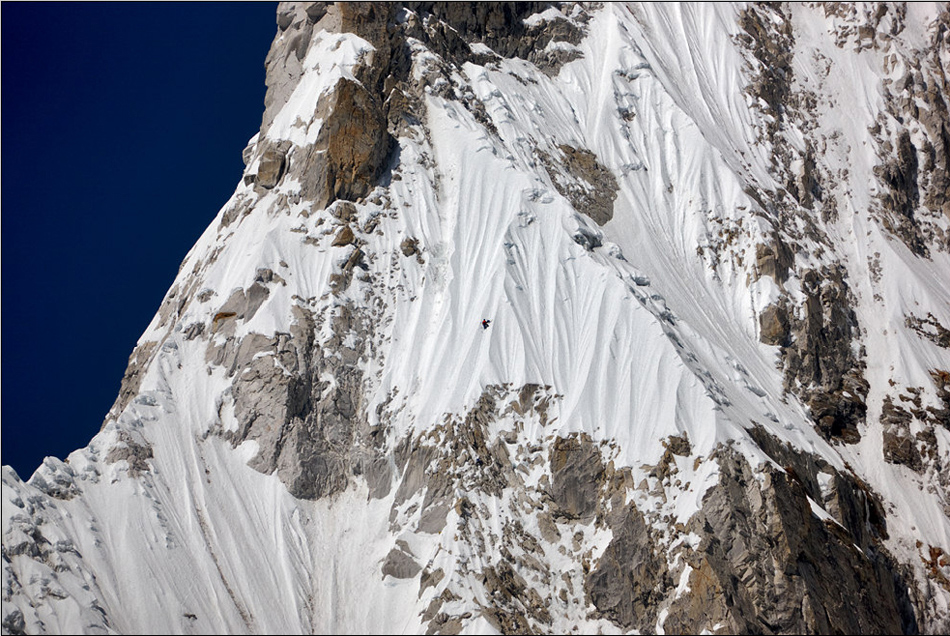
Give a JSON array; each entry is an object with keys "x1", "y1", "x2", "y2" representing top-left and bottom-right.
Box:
[{"x1": 4, "y1": 3, "x2": 949, "y2": 634}]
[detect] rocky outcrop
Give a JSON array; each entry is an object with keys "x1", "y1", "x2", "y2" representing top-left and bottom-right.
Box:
[
  {"x1": 540, "y1": 144, "x2": 618, "y2": 226},
  {"x1": 548, "y1": 433, "x2": 605, "y2": 521},
  {"x1": 881, "y1": 374, "x2": 950, "y2": 518},
  {"x1": 664, "y1": 445, "x2": 913, "y2": 635},
  {"x1": 254, "y1": 2, "x2": 594, "y2": 212},
  {"x1": 737, "y1": 4, "x2": 794, "y2": 138},
  {"x1": 255, "y1": 4, "x2": 397, "y2": 209},
  {"x1": 878, "y1": 129, "x2": 929, "y2": 255},
  {"x1": 906, "y1": 312, "x2": 950, "y2": 349},
  {"x1": 931, "y1": 369, "x2": 950, "y2": 430},
  {"x1": 754, "y1": 238, "x2": 794, "y2": 285},
  {"x1": 586, "y1": 503, "x2": 668, "y2": 632},
  {"x1": 769, "y1": 266, "x2": 868, "y2": 444},
  {"x1": 374, "y1": 380, "x2": 924, "y2": 635},
  {"x1": 104, "y1": 431, "x2": 153, "y2": 477},
  {"x1": 387, "y1": 385, "x2": 578, "y2": 632},
  {"x1": 882, "y1": 395, "x2": 924, "y2": 471},
  {"x1": 274, "y1": 1, "x2": 599, "y2": 203},
  {"x1": 381, "y1": 541, "x2": 422, "y2": 579},
  {"x1": 211, "y1": 281, "x2": 271, "y2": 335},
  {"x1": 304, "y1": 77, "x2": 393, "y2": 207},
  {"x1": 206, "y1": 298, "x2": 388, "y2": 501},
  {"x1": 733, "y1": 5, "x2": 870, "y2": 444},
  {"x1": 398, "y1": 2, "x2": 589, "y2": 74},
  {"x1": 255, "y1": 145, "x2": 287, "y2": 189},
  {"x1": 759, "y1": 300, "x2": 791, "y2": 346},
  {"x1": 871, "y1": 5, "x2": 950, "y2": 255},
  {"x1": 106, "y1": 341, "x2": 158, "y2": 423}
]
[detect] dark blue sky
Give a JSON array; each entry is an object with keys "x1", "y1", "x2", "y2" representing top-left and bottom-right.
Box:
[{"x1": 2, "y1": 3, "x2": 278, "y2": 479}]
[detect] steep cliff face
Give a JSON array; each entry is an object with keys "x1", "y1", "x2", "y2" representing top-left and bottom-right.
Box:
[{"x1": 4, "y1": 3, "x2": 950, "y2": 635}]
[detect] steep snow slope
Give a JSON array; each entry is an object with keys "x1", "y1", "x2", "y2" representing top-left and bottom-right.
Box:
[{"x1": 4, "y1": 3, "x2": 950, "y2": 634}]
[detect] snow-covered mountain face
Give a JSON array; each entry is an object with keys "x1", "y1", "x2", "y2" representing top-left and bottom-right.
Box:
[{"x1": 4, "y1": 2, "x2": 950, "y2": 633}]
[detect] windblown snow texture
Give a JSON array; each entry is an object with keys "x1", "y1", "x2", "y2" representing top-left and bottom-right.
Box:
[{"x1": 4, "y1": 3, "x2": 950, "y2": 634}]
